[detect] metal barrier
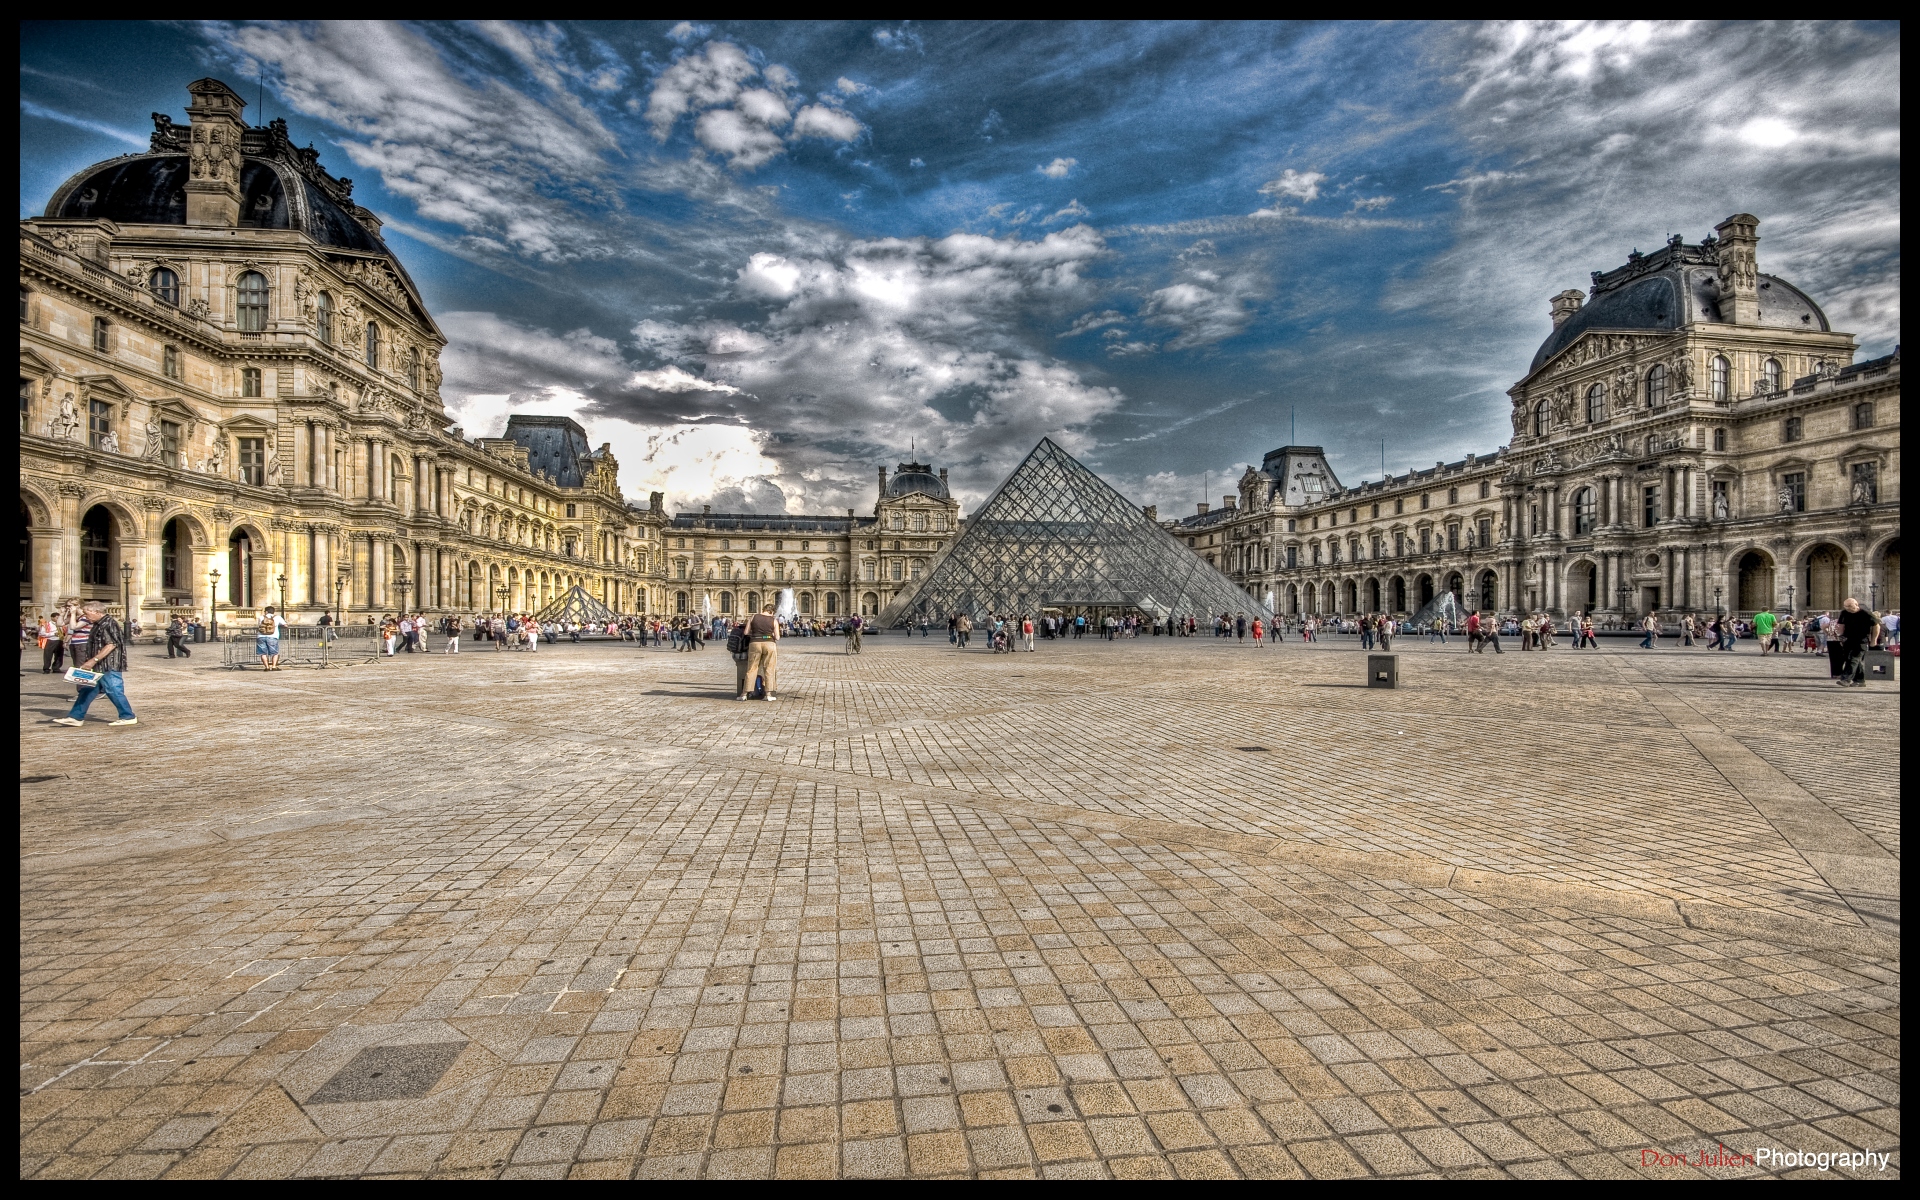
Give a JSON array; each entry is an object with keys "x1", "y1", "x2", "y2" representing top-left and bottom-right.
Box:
[{"x1": 220, "y1": 623, "x2": 382, "y2": 669}]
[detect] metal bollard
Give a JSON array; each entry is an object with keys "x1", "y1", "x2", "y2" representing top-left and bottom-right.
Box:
[{"x1": 1367, "y1": 653, "x2": 1397, "y2": 689}]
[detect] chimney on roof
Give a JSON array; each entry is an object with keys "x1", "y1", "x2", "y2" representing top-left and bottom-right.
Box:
[
  {"x1": 847, "y1": 508, "x2": 854, "y2": 519},
  {"x1": 1714, "y1": 213, "x2": 1761, "y2": 325},
  {"x1": 183, "y1": 79, "x2": 247, "y2": 227},
  {"x1": 1142, "y1": 505, "x2": 1157, "y2": 523},
  {"x1": 1197, "y1": 501, "x2": 1209, "y2": 515},
  {"x1": 1222, "y1": 495, "x2": 1236, "y2": 510},
  {"x1": 938, "y1": 467, "x2": 948, "y2": 486},
  {"x1": 702, "y1": 504, "x2": 711, "y2": 516},
  {"x1": 878, "y1": 465, "x2": 888, "y2": 495},
  {"x1": 1549, "y1": 289, "x2": 1585, "y2": 328},
  {"x1": 649, "y1": 491, "x2": 663, "y2": 513}
]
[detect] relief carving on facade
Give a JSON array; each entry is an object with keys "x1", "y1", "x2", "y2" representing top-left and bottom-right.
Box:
[{"x1": 49, "y1": 394, "x2": 83, "y2": 441}]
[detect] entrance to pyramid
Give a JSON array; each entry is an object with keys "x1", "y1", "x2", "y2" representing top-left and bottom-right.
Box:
[{"x1": 880, "y1": 438, "x2": 1270, "y2": 627}]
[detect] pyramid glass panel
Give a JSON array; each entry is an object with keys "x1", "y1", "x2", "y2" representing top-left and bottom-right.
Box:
[
  {"x1": 532, "y1": 583, "x2": 622, "y2": 626},
  {"x1": 883, "y1": 438, "x2": 1271, "y2": 625}
]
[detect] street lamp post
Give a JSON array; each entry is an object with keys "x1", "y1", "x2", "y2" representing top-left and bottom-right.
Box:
[
  {"x1": 208, "y1": 566, "x2": 222, "y2": 639},
  {"x1": 119, "y1": 562, "x2": 133, "y2": 631},
  {"x1": 1786, "y1": 583, "x2": 1796, "y2": 615},
  {"x1": 1617, "y1": 580, "x2": 1632, "y2": 621},
  {"x1": 1870, "y1": 582, "x2": 1879, "y2": 611},
  {"x1": 277, "y1": 573, "x2": 288, "y2": 615},
  {"x1": 1714, "y1": 584, "x2": 1724, "y2": 617}
]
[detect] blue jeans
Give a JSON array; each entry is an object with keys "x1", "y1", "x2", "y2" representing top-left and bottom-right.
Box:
[
  {"x1": 1639, "y1": 631, "x2": 1655, "y2": 649},
  {"x1": 69, "y1": 670, "x2": 134, "y2": 720}
]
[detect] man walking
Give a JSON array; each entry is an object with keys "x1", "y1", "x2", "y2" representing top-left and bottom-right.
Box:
[
  {"x1": 53, "y1": 600, "x2": 136, "y2": 726},
  {"x1": 1638, "y1": 611, "x2": 1659, "y2": 650},
  {"x1": 166, "y1": 612, "x2": 191, "y2": 659},
  {"x1": 738, "y1": 602, "x2": 780, "y2": 702},
  {"x1": 1835, "y1": 597, "x2": 1877, "y2": 687},
  {"x1": 1753, "y1": 606, "x2": 1777, "y2": 654}
]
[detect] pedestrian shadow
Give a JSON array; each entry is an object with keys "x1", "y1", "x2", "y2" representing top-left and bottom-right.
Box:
[{"x1": 1301, "y1": 683, "x2": 1371, "y2": 688}]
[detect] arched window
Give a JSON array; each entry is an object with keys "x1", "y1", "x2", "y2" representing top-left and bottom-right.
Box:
[
  {"x1": 1585, "y1": 383, "x2": 1607, "y2": 424},
  {"x1": 80, "y1": 505, "x2": 114, "y2": 587},
  {"x1": 315, "y1": 292, "x2": 333, "y2": 345},
  {"x1": 1532, "y1": 400, "x2": 1550, "y2": 437},
  {"x1": 1710, "y1": 355, "x2": 1730, "y2": 402},
  {"x1": 235, "y1": 271, "x2": 268, "y2": 333},
  {"x1": 365, "y1": 322, "x2": 381, "y2": 370},
  {"x1": 149, "y1": 268, "x2": 179, "y2": 306},
  {"x1": 1572, "y1": 487, "x2": 1596, "y2": 535},
  {"x1": 1762, "y1": 358, "x2": 1782, "y2": 393},
  {"x1": 1645, "y1": 363, "x2": 1667, "y2": 409}
]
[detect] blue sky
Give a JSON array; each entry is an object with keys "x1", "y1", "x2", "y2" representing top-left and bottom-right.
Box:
[{"x1": 21, "y1": 21, "x2": 1902, "y2": 514}]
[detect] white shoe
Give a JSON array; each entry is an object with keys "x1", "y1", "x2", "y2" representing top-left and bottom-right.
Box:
[
  {"x1": 53, "y1": 716, "x2": 84, "y2": 727},
  {"x1": 110, "y1": 717, "x2": 138, "y2": 726},
  {"x1": 736, "y1": 694, "x2": 749, "y2": 701},
  {"x1": 764, "y1": 694, "x2": 777, "y2": 702}
]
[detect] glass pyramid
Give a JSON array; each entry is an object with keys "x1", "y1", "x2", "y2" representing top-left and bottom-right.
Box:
[
  {"x1": 532, "y1": 583, "x2": 622, "y2": 626},
  {"x1": 882, "y1": 437, "x2": 1271, "y2": 626}
]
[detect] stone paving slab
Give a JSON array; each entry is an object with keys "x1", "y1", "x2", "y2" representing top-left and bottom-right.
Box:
[{"x1": 18, "y1": 635, "x2": 1899, "y2": 1178}]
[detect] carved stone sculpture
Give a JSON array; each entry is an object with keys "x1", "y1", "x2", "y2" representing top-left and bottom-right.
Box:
[
  {"x1": 1713, "y1": 490, "x2": 1731, "y2": 520},
  {"x1": 142, "y1": 420, "x2": 164, "y2": 460},
  {"x1": 99, "y1": 428, "x2": 120, "y2": 454},
  {"x1": 49, "y1": 394, "x2": 83, "y2": 441}
]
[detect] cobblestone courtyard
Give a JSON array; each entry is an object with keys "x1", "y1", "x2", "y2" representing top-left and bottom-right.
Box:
[{"x1": 19, "y1": 634, "x2": 1900, "y2": 1178}]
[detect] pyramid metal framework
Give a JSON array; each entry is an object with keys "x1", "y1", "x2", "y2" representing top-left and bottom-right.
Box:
[
  {"x1": 884, "y1": 438, "x2": 1272, "y2": 626},
  {"x1": 531, "y1": 584, "x2": 622, "y2": 626}
]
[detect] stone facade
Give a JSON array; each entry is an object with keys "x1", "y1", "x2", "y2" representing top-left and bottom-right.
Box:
[
  {"x1": 18, "y1": 80, "x2": 661, "y2": 627},
  {"x1": 662, "y1": 462, "x2": 962, "y2": 619},
  {"x1": 1174, "y1": 215, "x2": 1901, "y2": 620}
]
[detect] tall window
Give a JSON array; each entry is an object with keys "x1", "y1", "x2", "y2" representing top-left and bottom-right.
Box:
[
  {"x1": 1446, "y1": 524, "x2": 1459, "y2": 551},
  {"x1": 163, "y1": 345, "x2": 181, "y2": 380},
  {"x1": 1710, "y1": 355, "x2": 1730, "y2": 402},
  {"x1": 87, "y1": 399, "x2": 112, "y2": 450},
  {"x1": 1762, "y1": 358, "x2": 1782, "y2": 393},
  {"x1": 1477, "y1": 518, "x2": 1491, "y2": 546},
  {"x1": 1447, "y1": 486, "x2": 1458, "y2": 505},
  {"x1": 20, "y1": 379, "x2": 32, "y2": 433},
  {"x1": 934, "y1": 515, "x2": 948, "y2": 531},
  {"x1": 92, "y1": 317, "x2": 110, "y2": 352},
  {"x1": 80, "y1": 506, "x2": 112, "y2": 586},
  {"x1": 238, "y1": 438, "x2": 265, "y2": 485},
  {"x1": 1572, "y1": 487, "x2": 1596, "y2": 534},
  {"x1": 316, "y1": 292, "x2": 333, "y2": 345},
  {"x1": 241, "y1": 367, "x2": 263, "y2": 398},
  {"x1": 365, "y1": 322, "x2": 381, "y2": 369},
  {"x1": 1854, "y1": 402, "x2": 1875, "y2": 429},
  {"x1": 161, "y1": 518, "x2": 181, "y2": 591},
  {"x1": 1713, "y1": 428, "x2": 1726, "y2": 451},
  {"x1": 1643, "y1": 485, "x2": 1661, "y2": 528},
  {"x1": 149, "y1": 268, "x2": 179, "y2": 305},
  {"x1": 1419, "y1": 530, "x2": 1431, "y2": 554},
  {"x1": 1585, "y1": 383, "x2": 1607, "y2": 424},
  {"x1": 160, "y1": 420, "x2": 181, "y2": 468},
  {"x1": 1645, "y1": 363, "x2": 1667, "y2": 408},
  {"x1": 1478, "y1": 480, "x2": 1489, "y2": 499},
  {"x1": 1782, "y1": 416, "x2": 1803, "y2": 442},
  {"x1": 236, "y1": 270, "x2": 268, "y2": 332},
  {"x1": 1532, "y1": 400, "x2": 1550, "y2": 437},
  {"x1": 1711, "y1": 480, "x2": 1730, "y2": 518},
  {"x1": 408, "y1": 349, "x2": 421, "y2": 392},
  {"x1": 1780, "y1": 472, "x2": 1805, "y2": 513}
]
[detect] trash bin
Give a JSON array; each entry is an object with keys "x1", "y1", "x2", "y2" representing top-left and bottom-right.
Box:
[
  {"x1": 193, "y1": 624, "x2": 206, "y2": 644},
  {"x1": 1863, "y1": 648, "x2": 1897, "y2": 683},
  {"x1": 1367, "y1": 653, "x2": 1397, "y2": 689}
]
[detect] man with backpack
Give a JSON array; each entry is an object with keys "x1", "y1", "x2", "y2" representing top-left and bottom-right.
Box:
[
  {"x1": 737, "y1": 602, "x2": 780, "y2": 702},
  {"x1": 256, "y1": 605, "x2": 287, "y2": 671}
]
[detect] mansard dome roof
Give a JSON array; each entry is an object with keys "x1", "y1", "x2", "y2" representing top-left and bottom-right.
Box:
[
  {"x1": 45, "y1": 116, "x2": 388, "y2": 256},
  {"x1": 1528, "y1": 235, "x2": 1829, "y2": 376},
  {"x1": 886, "y1": 462, "x2": 947, "y2": 499}
]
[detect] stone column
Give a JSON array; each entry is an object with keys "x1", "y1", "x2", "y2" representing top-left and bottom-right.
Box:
[
  {"x1": 311, "y1": 527, "x2": 328, "y2": 606},
  {"x1": 370, "y1": 535, "x2": 385, "y2": 609}
]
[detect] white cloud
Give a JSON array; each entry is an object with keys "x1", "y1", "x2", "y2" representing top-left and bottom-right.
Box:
[
  {"x1": 1044, "y1": 200, "x2": 1090, "y2": 224},
  {"x1": 666, "y1": 21, "x2": 708, "y2": 45},
  {"x1": 1141, "y1": 264, "x2": 1261, "y2": 351},
  {"x1": 645, "y1": 41, "x2": 866, "y2": 169},
  {"x1": 792, "y1": 104, "x2": 863, "y2": 142},
  {"x1": 1349, "y1": 195, "x2": 1393, "y2": 212},
  {"x1": 909, "y1": 157, "x2": 925, "y2": 168},
  {"x1": 211, "y1": 20, "x2": 619, "y2": 260},
  {"x1": 1038, "y1": 156, "x2": 1077, "y2": 179},
  {"x1": 1259, "y1": 168, "x2": 1326, "y2": 202},
  {"x1": 835, "y1": 76, "x2": 874, "y2": 96},
  {"x1": 1737, "y1": 117, "x2": 1798, "y2": 148},
  {"x1": 1059, "y1": 309, "x2": 1126, "y2": 338}
]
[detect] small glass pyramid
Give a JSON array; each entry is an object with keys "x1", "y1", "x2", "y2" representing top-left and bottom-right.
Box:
[
  {"x1": 532, "y1": 583, "x2": 622, "y2": 626},
  {"x1": 883, "y1": 438, "x2": 1271, "y2": 626}
]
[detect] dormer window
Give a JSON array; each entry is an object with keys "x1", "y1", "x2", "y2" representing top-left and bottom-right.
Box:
[
  {"x1": 235, "y1": 270, "x2": 268, "y2": 333},
  {"x1": 149, "y1": 268, "x2": 179, "y2": 306}
]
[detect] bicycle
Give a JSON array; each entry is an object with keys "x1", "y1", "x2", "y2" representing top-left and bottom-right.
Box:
[{"x1": 844, "y1": 626, "x2": 863, "y2": 655}]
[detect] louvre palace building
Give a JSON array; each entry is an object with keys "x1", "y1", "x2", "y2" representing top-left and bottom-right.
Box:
[
  {"x1": 18, "y1": 80, "x2": 955, "y2": 628},
  {"x1": 1174, "y1": 214, "x2": 1900, "y2": 622}
]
